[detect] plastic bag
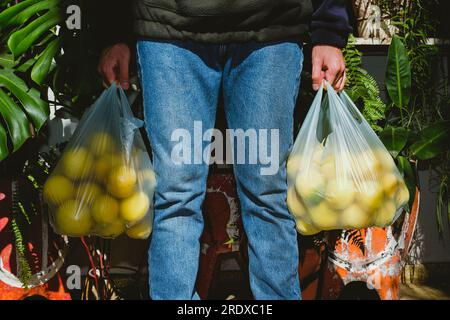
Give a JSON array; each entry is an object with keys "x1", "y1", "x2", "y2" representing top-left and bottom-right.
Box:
[
  {"x1": 287, "y1": 82, "x2": 409, "y2": 235},
  {"x1": 44, "y1": 84, "x2": 156, "y2": 239}
]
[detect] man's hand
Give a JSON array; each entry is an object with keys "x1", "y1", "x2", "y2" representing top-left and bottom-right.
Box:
[
  {"x1": 98, "y1": 43, "x2": 131, "y2": 89},
  {"x1": 311, "y1": 45, "x2": 346, "y2": 92}
]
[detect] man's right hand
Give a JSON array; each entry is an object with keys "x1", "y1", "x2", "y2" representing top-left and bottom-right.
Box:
[{"x1": 98, "y1": 43, "x2": 131, "y2": 90}]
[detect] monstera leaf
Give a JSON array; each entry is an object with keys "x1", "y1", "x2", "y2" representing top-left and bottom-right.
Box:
[{"x1": 0, "y1": 0, "x2": 61, "y2": 161}]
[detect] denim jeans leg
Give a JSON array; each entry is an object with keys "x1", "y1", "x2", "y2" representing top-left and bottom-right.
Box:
[{"x1": 137, "y1": 40, "x2": 222, "y2": 300}]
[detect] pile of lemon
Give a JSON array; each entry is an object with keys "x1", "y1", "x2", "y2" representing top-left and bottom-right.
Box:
[
  {"x1": 287, "y1": 144, "x2": 409, "y2": 235},
  {"x1": 44, "y1": 132, "x2": 156, "y2": 239}
]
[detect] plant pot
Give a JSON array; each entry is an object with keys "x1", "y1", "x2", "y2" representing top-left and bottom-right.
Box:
[{"x1": 321, "y1": 184, "x2": 421, "y2": 300}]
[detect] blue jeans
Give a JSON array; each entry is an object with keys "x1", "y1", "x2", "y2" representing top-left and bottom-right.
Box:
[{"x1": 137, "y1": 39, "x2": 303, "y2": 300}]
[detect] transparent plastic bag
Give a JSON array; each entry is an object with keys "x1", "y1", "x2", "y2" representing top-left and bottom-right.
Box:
[
  {"x1": 44, "y1": 84, "x2": 156, "y2": 239},
  {"x1": 287, "y1": 82, "x2": 409, "y2": 235}
]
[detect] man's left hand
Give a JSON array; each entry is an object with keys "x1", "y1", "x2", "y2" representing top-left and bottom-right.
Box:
[{"x1": 311, "y1": 45, "x2": 346, "y2": 92}]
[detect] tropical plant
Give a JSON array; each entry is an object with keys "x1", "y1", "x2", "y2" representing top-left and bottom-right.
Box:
[
  {"x1": 0, "y1": 0, "x2": 63, "y2": 162},
  {"x1": 379, "y1": 0, "x2": 450, "y2": 232}
]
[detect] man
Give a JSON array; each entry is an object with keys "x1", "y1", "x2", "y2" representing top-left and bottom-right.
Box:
[{"x1": 97, "y1": 0, "x2": 351, "y2": 300}]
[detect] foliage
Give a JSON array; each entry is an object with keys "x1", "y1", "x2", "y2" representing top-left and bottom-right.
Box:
[
  {"x1": 0, "y1": 0, "x2": 63, "y2": 161},
  {"x1": 343, "y1": 35, "x2": 387, "y2": 132},
  {"x1": 381, "y1": 0, "x2": 450, "y2": 233}
]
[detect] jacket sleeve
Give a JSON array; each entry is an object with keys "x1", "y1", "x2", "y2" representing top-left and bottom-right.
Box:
[
  {"x1": 88, "y1": 0, "x2": 134, "y2": 50},
  {"x1": 310, "y1": 0, "x2": 353, "y2": 48}
]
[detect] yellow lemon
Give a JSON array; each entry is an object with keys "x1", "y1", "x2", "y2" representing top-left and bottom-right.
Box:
[
  {"x1": 320, "y1": 155, "x2": 336, "y2": 179},
  {"x1": 43, "y1": 175, "x2": 74, "y2": 206},
  {"x1": 287, "y1": 188, "x2": 307, "y2": 218},
  {"x1": 140, "y1": 169, "x2": 157, "y2": 193},
  {"x1": 382, "y1": 173, "x2": 399, "y2": 197},
  {"x1": 76, "y1": 182, "x2": 102, "y2": 206},
  {"x1": 96, "y1": 219, "x2": 126, "y2": 238},
  {"x1": 296, "y1": 219, "x2": 321, "y2": 236},
  {"x1": 62, "y1": 147, "x2": 94, "y2": 180},
  {"x1": 54, "y1": 200, "x2": 92, "y2": 236},
  {"x1": 325, "y1": 180, "x2": 355, "y2": 210},
  {"x1": 309, "y1": 202, "x2": 339, "y2": 230},
  {"x1": 286, "y1": 155, "x2": 301, "y2": 182},
  {"x1": 126, "y1": 217, "x2": 153, "y2": 239},
  {"x1": 119, "y1": 192, "x2": 150, "y2": 222},
  {"x1": 374, "y1": 149, "x2": 395, "y2": 171},
  {"x1": 295, "y1": 170, "x2": 324, "y2": 206},
  {"x1": 396, "y1": 181, "x2": 410, "y2": 207},
  {"x1": 373, "y1": 200, "x2": 397, "y2": 227},
  {"x1": 89, "y1": 132, "x2": 117, "y2": 156},
  {"x1": 341, "y1": 204, "x2": 371, "y2": 229},
  {"x1": 107, "y1": 165, "x2": 137, "y2": 199},
  {"x1": 94, "y1": 153, "x2": 123, "y2": 182},
  {"x1": 311, "y1": 144, "x2": 324, "y2": 165},
  {"x1": 91, "y1": 194, "x2": 119, "y2": 224},
  {"x1": 357, "y1": 181, "x2": 384, "y2": 211},
  {"x1": 356, "y1": 150, "x2": 381, "y2": 179}
]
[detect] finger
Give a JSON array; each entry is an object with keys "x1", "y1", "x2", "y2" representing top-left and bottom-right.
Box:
[
  {"x1": 325, "y1": 64, "x2": 340, "y2": 88},
  {"x1": 101, "y1": 63, "x2": 117, "y2": 87},
  {"x1": 337, "y1": 71, "x2": 346, "y2": 92},
  {"x1": 118, "y1": 57, "x2": 130, "y2": 90},
  {"x1": 332, "y1": 68, "x2": 344, "y2": 91},
  {"x1": 312, "y1": 58, "x2": 324, "y2": 91}
]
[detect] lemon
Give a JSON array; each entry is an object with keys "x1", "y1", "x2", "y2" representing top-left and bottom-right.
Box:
[
  {"x1": 94, "y1": 153, "x2": 123, "y2": 182},
  {"x1": 76, "y1": 182, "x2": 102, "y2": 206},
  {"x1": 96, "y1": 219, "x2": 126, "y2": 238},
  {"x1": 62, "y1": 148, "x2": 94, "y2": 180},
  {"x1": 126, "y1": 217, "x2": 153, "y2": 239},
  {"x1": 325, "y1": 180, "x2": 355, "y2": 210},
  {"x1": 311, "y1": 144, "x2": 324, "y2": 165},
  {"x1": 374, "y1": 149, "x2": 395, "y2": 171},
  {"x1": 309, "y1": 202, "x2": 339, "y2": 230},
  {"x1": 356, "y1": 150, "x2": 381, "y2": 179},
  {"x1": 396, "y1": 181, "x2": 410, "y2": 207},
  {"x1": 341, "y1": 204, "x2": 370, "y2": 229},
  {"x1": 287, "y1": 188, "x2": 307, "y2": 218},
  {"x1": 119, "y1": 192, "x2": 150, "y2": 222},
  {"x1": 55, "y1": 200, "x2": 92, "y2": 236},
  {"x1": 373, "y1": 200, "x2": 397, "y2": 227},
  {"x1": 286, "y1": 155, "x2": 301, "y2": 182},
  {"x1": 43, "y1": 175, "x2": 74, "y2": 206},
  {"x1": 140, "y1": 169, "x2": 157, "y2": 194},
  {"x1": 89, "y1": 132, "x2": 116, "y2": 156},
  {"x1": 320, "y1": 155, "x2": 336, "y2": 179},
  {"x1": 295, "y1": 170, "x2": 324, "y2": 206},
  {"x1": 296, "y1": 219, "x2": 321, "y2": 236},
  {"x1": 357, "y1": 181, "x2": 384, "y2": 211},
  {"x1": 382, "y1": 173, "x2": 399, "y2": 197},
  {"x1": 107, "y1": 165, "x2": 137, "y2": 199},
  {"x1": 91, "y1": 194, "x2": 119, "y2": 224}
]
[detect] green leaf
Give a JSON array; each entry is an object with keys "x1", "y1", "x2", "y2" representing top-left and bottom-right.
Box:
[
  {"x1": 379, "y1": 126, "x2": 409, "y2": 158},
  {"x1": 0, "y1": 0, "x2": 40, "y2": 29},
  {"x1": 0, "y1": 89, "x2": 31, "y2": 152},
  {"x1": 0, "y1": 52, "x2": 17, "y2": 69},
  {"x1": 31, "y1": 38, "x2": 60, "y2": 85},
  {"x1": 8, "y1": 0, "x2": 59, "y2": 27},
  {"x1": 7, "y1": 10, "x2": 60, "y2": 58},
  {"x1": 385, "y1": 36, "x2": 411, "y2": 109},
  {"x1": 0, "y1": 70, "x2": 49, "y2": 132},
  {"x1": 0, "y1": 121, "x2": 7, "y2": 161},
  {"x1": 16, "y1": 58, "x2": 36, "y2": 73},
  {"x1": 410, "y1": 121, "x2": 450, "y2": 160},
  {"x1": 396, "y1": 156, "x2": 416, "y2": 211}
]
